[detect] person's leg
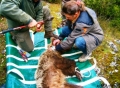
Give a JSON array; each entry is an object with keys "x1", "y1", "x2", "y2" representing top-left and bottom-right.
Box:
[
  {"x1": 11, "y1": 30, "x2": 34, "y2": 52},
  {"x1": 60, "y1": 26, "x2": 72, "y2": 37},
  {"x1": 75, "y1": 37, "x2": 87, "y2": 54},
  {"x1": 75, "y1": 37, "x2": 92, "y2": 62},
  {"x1": 43, "y1": 6, "x2": 58, "y2": 38}
]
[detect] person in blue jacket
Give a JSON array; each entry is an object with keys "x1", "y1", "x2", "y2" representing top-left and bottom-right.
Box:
[{"x1": 51, "y1": 0, "x2": 104, "y2": 62}]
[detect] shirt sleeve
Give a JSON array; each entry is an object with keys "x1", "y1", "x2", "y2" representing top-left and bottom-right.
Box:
[
  {"x1": 56, "y1": 23, "x2": 91, "y2": 51},
  {"x1": 35, "y1": 2, "x2": 43, "y2": 21},
  {"x1": 0, "y1": 0, "x2": 33, "y2": 25}
]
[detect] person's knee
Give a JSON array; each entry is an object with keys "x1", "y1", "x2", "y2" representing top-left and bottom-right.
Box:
[
  {"x1": 61, "y1": 26, "x2": 71, "y2": 36},
  {"x1": 75, "y1": 37, "x2": 86, "y2": 49},
  {"x1": 43, "y1": 6, "x2": 50, "y2": 11},
  {"x1": 62, "y1": 26, "x2": 67, "y2": 33},
  {"x1": 43, "y1": 6, "x2": 50, "y2": 15},
  {"x1": 75, "y1": 37, "x2": 87, "y2": 54},
  {"x1": 17, "y1": 40, "x2": 34, "y2": 52},
  {"x1": 22, "y1": 47, "x2": 34, "y2": 52},
  {"x1": 26, "y1": 47, "x2": 34, "y2": 52},
  {"x1": 75, "y1": 37, "x2": 86, "y2": 46},
  {"x1": 14, "y1": 31, "x2": 34, "y2": 52},
  {"x1": 24, "y1": 43, "x2": 34, "y2": 52}
]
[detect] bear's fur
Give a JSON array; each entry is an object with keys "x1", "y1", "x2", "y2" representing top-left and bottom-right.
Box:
[{"x1": 35, "y1": 50, "x2": 82, "y2": 88}]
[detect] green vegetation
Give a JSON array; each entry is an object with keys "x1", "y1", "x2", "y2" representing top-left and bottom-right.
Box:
[
  {"x1": 93, "y1": 17, "x2": 120, "y2": 87},
  {"x1": 84, "y1": 0, "x2": 120, "y2": 30},
  {"x1": 0, "y1": 1, "x2": 120, "y2": 87},
  {"x1": 0, "y1": 18, "x2": 7, "y2": 86}
]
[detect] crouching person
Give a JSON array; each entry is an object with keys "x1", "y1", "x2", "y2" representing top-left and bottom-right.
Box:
[{"x1": 50, "y1": 0, "x2": 104, "y2": 62}]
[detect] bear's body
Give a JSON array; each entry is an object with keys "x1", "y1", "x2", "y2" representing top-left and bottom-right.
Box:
[{"x1": 35, "y1": 50, "x2": 82, "y2": 88}]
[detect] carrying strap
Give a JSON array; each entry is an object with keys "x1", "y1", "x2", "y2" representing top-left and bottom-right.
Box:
[
  {"x1": 7, "y1": 69, "x2": 36, "y2": 84},
  {"x1": 66, "y1": 57, "x2": 111, "y2": 88},
  {"x1": 76, "y1": 76, "x2": 111, "y2": 88}
]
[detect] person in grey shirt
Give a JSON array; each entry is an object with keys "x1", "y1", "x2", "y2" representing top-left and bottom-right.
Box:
[{"x1": 50, "y1": 0, "x2": 104, "y2": 62}]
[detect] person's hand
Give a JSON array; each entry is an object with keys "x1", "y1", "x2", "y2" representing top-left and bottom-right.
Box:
[
  {"x1": 50, "y1": 37, "x2": 61, "y2": 46},
  {"x1": 28, "y1": 19, "x2": 37, "y2": 28},
  {"x1": 52, "y1": 39, "x2": 61, "y2": 46},
  {"x1": 36, "y1": 21, "x2": 44, "y2": 32},
  {"x1": 50, "y1": 37, "x2": 56, "y2": 43}
]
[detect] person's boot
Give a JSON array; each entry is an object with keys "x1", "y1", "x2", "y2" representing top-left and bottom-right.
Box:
[
  {"x1": 44, "y1": 31, "x2": 58, "y2": 38},
  {"x1": 78, "y1": 53, "x2": 92, "y2": 62}
]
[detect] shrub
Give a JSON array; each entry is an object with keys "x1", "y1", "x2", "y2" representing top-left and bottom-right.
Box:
[{"x1": 84, "y1": 0, "x2": 120, "y2": 30}]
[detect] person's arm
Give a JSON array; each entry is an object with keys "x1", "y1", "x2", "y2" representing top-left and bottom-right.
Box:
[
  {"x1": 35, "y1": 2, "x2": 43, "y2": 21},
  {"x1": 55, "y1": 23, "x2": 91, "y2": 51},
  {"x1": 0, "y1": 0, "x2": 33, "y2": 25}
]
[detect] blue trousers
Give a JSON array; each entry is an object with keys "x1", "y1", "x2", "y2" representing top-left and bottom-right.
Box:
[{"x1": 61, "y1": 26, "x2": 87, "y2": 54}]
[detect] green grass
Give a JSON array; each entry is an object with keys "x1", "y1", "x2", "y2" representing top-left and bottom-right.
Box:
[
  {"x1": 93, "y1": 17, "x2": 120, "y2": 86},
  {"x1": 0, "y1": 17, "x2": 7, "y2": 86},
  {"x1": 0, "y1": 2, "x2": 120, "y2": 87}
]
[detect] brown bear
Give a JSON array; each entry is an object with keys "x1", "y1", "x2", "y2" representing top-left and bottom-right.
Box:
[{"x1": 35, "y1": 50, "x2": 82, "y2": 88}]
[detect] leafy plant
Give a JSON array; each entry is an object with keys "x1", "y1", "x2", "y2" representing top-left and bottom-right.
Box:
[{"x1": 84, "y1": 0, "x2": 120, "y2": 30}]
